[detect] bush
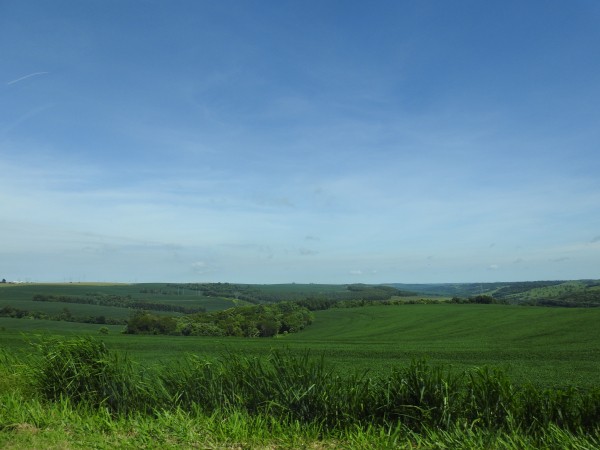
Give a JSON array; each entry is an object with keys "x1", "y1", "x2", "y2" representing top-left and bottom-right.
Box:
[
  {"x1": 124, "y1": 311, "x2": 178, "y2": 335},
  {"x1": 31, "y1": 337, "x2": 153, "y2": 413},
  {"x1": 376, "y1": 360, "x2": 462, "y2": 430}
]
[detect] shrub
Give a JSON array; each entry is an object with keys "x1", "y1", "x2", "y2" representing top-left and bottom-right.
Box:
[
  {"x1": 376, "y1": 360, "x2": 462, "y2": 430},
  {"x1": 31, "y1": 337, "x2": 153, "y2": 413}
]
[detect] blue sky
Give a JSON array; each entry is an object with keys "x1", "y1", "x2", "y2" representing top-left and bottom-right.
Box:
[{"x1": 1, "y1": 0, "x2": 599, "y2": 283}]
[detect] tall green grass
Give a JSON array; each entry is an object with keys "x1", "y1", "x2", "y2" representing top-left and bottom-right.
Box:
[
  {"x1": 3, "y1": 396, "x2": 598, "y2": 449},
  {"x1": 2, "y1": 337, "x2": 600, "y2": 448},
  {"x1": 16, "y1": 336, "x2": 600, "y2": 436}
]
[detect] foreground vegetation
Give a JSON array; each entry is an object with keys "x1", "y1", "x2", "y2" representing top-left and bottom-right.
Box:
[
  {"x1": 3, "y1": 403, "x2": 598, "y2": 449},
  {"x1": 1, "y1": 337, "x2": 599, "y2": 449},
  {"x1": 2, "y1": 281, "x2": 600, "y2": 447}
]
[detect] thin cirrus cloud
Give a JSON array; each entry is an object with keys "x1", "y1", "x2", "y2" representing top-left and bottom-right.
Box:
[{"x1": 6, "y1": 71, "x2": 49, "y2": 85}]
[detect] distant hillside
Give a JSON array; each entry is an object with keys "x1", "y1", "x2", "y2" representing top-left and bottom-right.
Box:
[
  {"x1": 0, "y1": 282, "x2": 415, "y2": 327},
  {"x1": 169, "y1": 282, "x2": 416, "y2": 304},
  {"x1": 387, "y1": 279, "x2": 600, "y2": 306}
]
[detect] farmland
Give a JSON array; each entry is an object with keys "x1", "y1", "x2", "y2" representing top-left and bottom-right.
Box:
[
  {"x1": 1, "y1": 281, "x2": 600, "y2": 448},
  {"x1": 2, "y1": 303, "x2": 599, "y2": 389},
  {"x1": 1, "y1": 282, "x2": 600, "y2": 387}
]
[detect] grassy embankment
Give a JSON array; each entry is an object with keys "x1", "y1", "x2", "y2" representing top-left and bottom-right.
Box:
[
  {"x1": 2, "y1": 336, "x2": 600, "y2": 449},
  {"x1": 0, "y1": 338, "x2": 600, "y2": 448}
]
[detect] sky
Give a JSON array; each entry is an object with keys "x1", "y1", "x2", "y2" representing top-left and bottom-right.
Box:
[{"x1": 1, "y1": 0, "x2": 599, "y2": 284}]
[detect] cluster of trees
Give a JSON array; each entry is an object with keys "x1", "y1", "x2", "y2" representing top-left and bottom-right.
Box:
[
  {"x1": 557, "y1": 289, "x2": 600, "y2": 304},
  {"x1": 530, "y1": 299, "x2": 600, "y2": 308},
  {"x1": 0, "y1": 305, "x2": 29, "y2": 318},
  {"x1": 288, "y1": 284, "x2": 417, "y2": 311},
  {"x1": 125, "y1": 302, "x2": 313, "y2": 337},
  {"x1": 123, "y1": 312, "x2": 178, "y2": 335},
  {"x1": 450, "y1": 295, "x2": 508, "y2": 305},
  {"x1": 448, "y1": 293, "x2": 600, "y2": 307},
  {"x1": 33, "y1": 294, "x2": 205, "y2": 314},
  {"x1": 492, "y1": 281, "x2": 564, "y2": 299},
  {"x1": 297, "y1": 296, "x2": 446, "y2": 312},
  {"x1": 167, "y1": 282, "x2": 265, "y2": 304},
  {"x1": 522, "y1": 288, "x2": 600, "y2": 307},
  {"x1": 124, "y1": 294, "x2": 453, "y2": 338},
  {"x1": 0, "y1": 305, "x2": 125, "y2": 324},
  {"x1": 447, "y1": 282, "x2": 600, "y2": 308},
  {"x1": 346, "y1": 284, "x2": 414, "y2": 299}
]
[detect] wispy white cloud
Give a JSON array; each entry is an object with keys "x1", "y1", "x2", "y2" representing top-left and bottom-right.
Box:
[{"x1": 6, "y1": 71, "x2": 48, "y2": 85}]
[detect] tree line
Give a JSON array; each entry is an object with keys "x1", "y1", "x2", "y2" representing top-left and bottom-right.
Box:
[
  {"x1": 125, "y1": 302, "x2": 313, "y2": 337},
  {"x1": 167, "y1": 282, "x2": 414, "y2": 304},
  {"x1": 0, "y1": 305, "x2": 126, "y2": 324},
  {"x1": 33, "y1": 294, "x2": 205, "y2": 314},
  {"x1": 450, "y1": 295, "x2": 509, "y2": 305}
]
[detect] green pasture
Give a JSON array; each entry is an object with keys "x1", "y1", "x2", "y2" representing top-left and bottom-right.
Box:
[
  {"x1": 0, "y1": 283, "x2": 241, "y2": 317},
  {"x1": 0, "y1": 300, "x2": 136, "y2": 319},
  {"x1": 0, "y1": 282, "x2": 138, "y2": 300},
  {"x1": 2, "y1": 303, "x2": 599, "y2": 388},
  {"x1": 253, "y1": 283, "x2": 350, "y2": 296},
  {"x1": 292, "y1": 304, "x2": 600, "y2": 387}
]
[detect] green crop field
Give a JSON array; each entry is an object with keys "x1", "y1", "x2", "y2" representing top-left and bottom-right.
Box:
[
  {"x1": 0, "y1": 283, "x2": 244, "y2": 320},
  {"x1": 252, "y1": 282, "x2": 350, "y2": 296},
  {"x1": 2, "y1": 301, "x2": 599, "y2": 388}
]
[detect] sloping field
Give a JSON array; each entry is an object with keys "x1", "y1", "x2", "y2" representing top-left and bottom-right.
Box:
[
  {"x1": 0, "y1": 282, "x2": 242, "y2": 316},
  {"x1": 2, "y1": 303, "x2": 599, "y2": 388},
  {"x1": 272, "y1": 304, "x2": 599, "y2": 387},
  {"x1": 391, "y1": 279, "x2": 600, "y2": 305},
  {"x1": 300, "y1": 304, "x2": 599, "y2": 345}
]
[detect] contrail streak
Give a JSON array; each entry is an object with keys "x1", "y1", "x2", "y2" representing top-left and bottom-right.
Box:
[{"x1": 7, "y1": 72, "x2": 49, "y2": 85}]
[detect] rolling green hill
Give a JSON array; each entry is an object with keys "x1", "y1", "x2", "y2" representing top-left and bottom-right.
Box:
[
  {"x1": 2, "y1": 301, "x2": 599, "y2": 388},
  {"x1": 287, "y1": 304, "x2": 600, "y2": 386},
  {"x1": 2, "y1": 280, "x2": 600, "y2": 389},
  {"x1": 389, "y1": 279, "x2": 600, "y2": 305},
  {"x1": 0, "y1": 282, "x2": 247, "y2": 322},
  {"x1": 0, "y1": 282, "x2": 410, "y2": 325}
]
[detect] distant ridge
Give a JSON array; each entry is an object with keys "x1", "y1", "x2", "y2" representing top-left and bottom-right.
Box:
[{"x1": 385, "y1": 279, "x2": 600, "y2": 306}]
